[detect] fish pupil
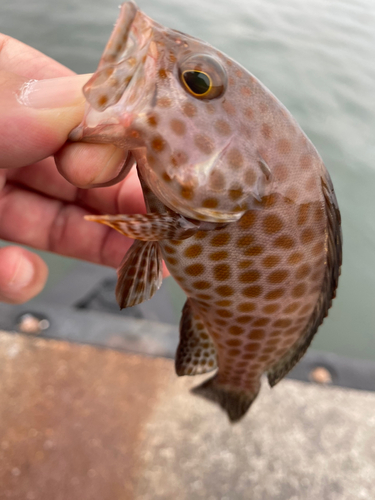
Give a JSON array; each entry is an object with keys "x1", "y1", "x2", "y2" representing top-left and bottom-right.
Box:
[{"x1": 183, "y1": 71, "x2": 211, "y2": 95}]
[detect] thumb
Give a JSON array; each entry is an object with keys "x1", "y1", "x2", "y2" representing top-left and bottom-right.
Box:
[{"x1": 0, "y1": 71, "x2": 90, "y2": 169}]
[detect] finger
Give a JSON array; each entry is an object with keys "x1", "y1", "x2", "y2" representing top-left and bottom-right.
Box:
[
  {"x1": 6, "y1": 158, "x2": 145, "y2": 215},
  {"x1": 55, "y1": 142, "x2": 130, "y2": 188},
  {"x1": 0, "y1": 34, "x2": 74, "y2": 79},
  {"x1": 0, "y1": 182, "x2": 167, "y2": 275},
  {"x1": 76, "y1": 165, "x2": 146, "y2": 215},
  {"x1": 6, "y1": 157, "x2": 77, "y2": 203},
  {"x1": 0, "y1": 183, "x2": 134, "y2": 268},
  {"x1": 0, "y1": 246, "x2": 48, "y2": 304},
  {"x1": 0, "y1": 71, "x2": 89, "y2": 169}
]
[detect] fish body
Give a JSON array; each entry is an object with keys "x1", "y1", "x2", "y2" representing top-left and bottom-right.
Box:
[{"x1": 71, "y1": 1, "x2": 342, "y2": 421}]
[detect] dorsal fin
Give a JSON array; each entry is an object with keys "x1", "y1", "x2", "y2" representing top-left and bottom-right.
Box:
[{"x1": 268, "y1": 172, "x2": 342, "y2": 387}]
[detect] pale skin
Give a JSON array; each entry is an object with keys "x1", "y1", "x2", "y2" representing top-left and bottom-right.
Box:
[{"x1": 0, "y1": 34, "x2": 149, "y2": 304}]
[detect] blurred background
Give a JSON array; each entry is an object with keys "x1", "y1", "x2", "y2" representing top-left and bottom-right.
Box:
[{"x1": 1, "y1": 0, "x2": 374, "y2": 360}]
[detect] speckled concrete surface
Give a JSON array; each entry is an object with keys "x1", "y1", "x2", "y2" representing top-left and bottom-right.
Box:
[
  {"x1": 0, "y1": 331, "x2": 374, "y2": 500},
  {"x1": 136, "y1": 376, "x2": 375, "y2": 500},
  {"x1": 0, "y1": 331, "x2": 172, "y2": 500}
]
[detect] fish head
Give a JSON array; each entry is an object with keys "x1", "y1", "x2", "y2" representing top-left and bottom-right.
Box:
[
  {"x1": 134, "y1": 34, "x2": 275, "y2": 224},
  {"x1": 70, "y1": 1, "x2": 300, "y2": 223}
]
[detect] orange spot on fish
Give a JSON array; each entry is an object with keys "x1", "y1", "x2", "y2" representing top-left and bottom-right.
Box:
[
  {"x1": 262, "y1": 255, "x2": 281, "y2": 268},
  {"x1": 194, "y1": 134, "x2": 214, "y2": 155},
  {"x1": 98, "y1": 95, "x2": 108, "y2": 107},
  {"x1": 180, "y1": 185, "x2": 194, "y2": 200},
  {"x1": 157, "y1": 96, "x2": 172, "y2": 108},
  {"x1": 170, "y1": 119, "x2": 186, "y2": 136},
  {"x1": 273, "y1": 235, "x2": 295, "y2": 249},
  {"x1": 243, "y1": 245, "x2": 264, "y2": 256},
  {"x1": 277, "y1": 138, "x2": 292, "y2": 154},
  {"x1": 238, "y1": 270, "x2": 260, "y2": 283},
  {"x1": 147, "y1": 114, "x2": 158, "y2": 127},
  {"x1": 213, "y1": 264, "x2": 231, "y2": 281},
  {"x1": 210, "y1": 233, "x2": 231, "y2": 247},
  {"x1": 192, "y1": 280, "x2": 211, "y2": 290},
  {"x1": 184, "y1": 244, "x2": 203, "y2": 258},
  {"x1": 301, "y1": 228, "x2": 315, "y2": 244},
  {"x1": 222, "y1": 100, "x2": 236, "y2": 115},
  {"x1": 214, "y1": 119, "x2": 231, "y2": 135},
  {"x1": 182, "y1": 102, "x2": 197, "y2": 117},
  {"x1": 267, "y1": 270, "x2": 289, "y2": 284},
  {"x1": 263, "y1": 214, "x2": 284, "y2": 234},
  {"x1": 241, "y1": 285, "x2": 262, "y2": 298},
  {"x1": 261, "y1": 123, "x2": 272, "y2": 139},
  {"x1": 229, "y1": 187, "x2": 244, "y2": 201},
  {"x1": 241, "y1": 86, "x2": 252, "y2": 96},
  {"x1": 229, "y1": 325, "x2": 245, "y2": 335},
  {"x1": 227, "y1": 148, "x2": 244, "y2": 169},
  {"x1": 208, "y1": 169, "x2": 226, "y2": 191},
  {"x1": 194, "y1": 231, "x2": 208, "y2": 240},
  {"x1": 151, "y1": 136, "x2": 166, "y2": 152},
  {"x1": 264, "y1": 288, "x2": 285, "y2": 300},
  {"x1": 283, "y1": 302, "x2": 301, "y2": 314},
  {"x1": 263, "y1": 303, "x2": 281, "y2": 314},
  {"x1": 202, "y1": 198, "x2": 219, "y2": 209},
  {"x1": 215, "y1": 285, "x2": 234, "y2": 297},
  {"x1": 170, "y1": 151, "x2": 188, "y2": 167},
  {"x1": 291, "y1": 283, "x2": 307, "y2": 298},
  {"x1": 162, "y1": 172, "x2": 172, "y2": 183}
]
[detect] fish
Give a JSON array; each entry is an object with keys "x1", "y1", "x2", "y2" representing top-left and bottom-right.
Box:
[{"x1": 69, "y1": 0, "x2": 342, "y2": 422}]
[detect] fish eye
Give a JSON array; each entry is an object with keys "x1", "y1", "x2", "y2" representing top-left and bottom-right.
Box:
[
  {"x1": 179, "y1": 55, "x2": 227, "y2": 100},
  {"x1": 182, "y1": 70, "x2": 212, "y2": 97}
]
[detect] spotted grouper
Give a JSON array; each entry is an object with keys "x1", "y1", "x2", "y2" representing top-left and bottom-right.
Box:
[{"x1": 70, "y1": 1, "x2": 342, "y2": 422}]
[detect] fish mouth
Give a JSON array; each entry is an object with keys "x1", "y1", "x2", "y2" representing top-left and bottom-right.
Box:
[{"x1": 69, "y1": 1, "x2": 155, "y2": 145}]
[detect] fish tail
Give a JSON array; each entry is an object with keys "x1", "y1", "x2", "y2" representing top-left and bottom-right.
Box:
[{"x1": 191, "y1": 375, "x2": 260, "y2": 423}]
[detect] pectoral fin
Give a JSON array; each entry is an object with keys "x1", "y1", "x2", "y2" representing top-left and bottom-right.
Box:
[
  {"x1": 176, "y1": 299, "x2": 217, "y2": 376},
  {"x1": 85, "y1": 213, "x2": 198, "y2": 241},
  {"x1": 116, "y1": 240, "x2": 163, "y2": 308}
]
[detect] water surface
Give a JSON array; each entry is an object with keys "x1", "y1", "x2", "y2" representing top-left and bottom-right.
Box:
[{"x1": 1, "y1": 0, "x2": 374, "y2": 360}]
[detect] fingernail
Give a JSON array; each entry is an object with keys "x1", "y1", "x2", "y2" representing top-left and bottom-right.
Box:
[
  {"x1": 17, "y1": 74, "x2": 92, "y2": 109},
  {"x1": 8, "y1": 254, "x2": 35, "y2": 291}
]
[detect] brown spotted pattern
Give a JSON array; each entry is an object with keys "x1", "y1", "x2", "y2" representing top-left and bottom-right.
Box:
[
  {"x1": 85, "y1": 212, "x2": 197, "y2": 241},
  {"x1": 160, "y1": 194, "x2": 328, "y2": 395},
  {"x1": 71, "y1": 2, "x2": 342, "y2": 421},
  {"x1": 175, "y1": 299, "x2": 218, "y2": 376},
  {"x1": 73, "y1": 1, "x2": 328, "y2": 226}
]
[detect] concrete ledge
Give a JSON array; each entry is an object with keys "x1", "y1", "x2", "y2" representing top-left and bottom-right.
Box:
[
  {"x1": 1, "y1": 302, "x2": 375, "y2": 393},
  {"x1": 0, "y1": 331, "x2": 374, "y2": 500}
]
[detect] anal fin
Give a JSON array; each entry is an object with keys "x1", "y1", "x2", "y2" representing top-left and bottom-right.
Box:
[
  {"x1": 176, "y1": 299, "x2": 217, "y2": 376},
  {"x1": 116, "y1": 240, "x2": 163, "y2": 308},
  {"x1": 192, "y1": 375, "x2": 260, "y2": 423}
]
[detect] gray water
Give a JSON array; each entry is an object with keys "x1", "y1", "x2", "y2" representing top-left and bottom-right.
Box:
[{"x1": 1, "y1": 0, "x2": 374, "y2": 361}]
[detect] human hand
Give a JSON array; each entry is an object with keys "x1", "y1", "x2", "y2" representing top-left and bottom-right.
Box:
[{"x1": 0, "y1": 35, "x2": 146, "y2": 304}]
